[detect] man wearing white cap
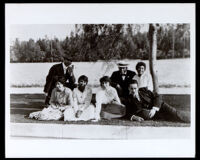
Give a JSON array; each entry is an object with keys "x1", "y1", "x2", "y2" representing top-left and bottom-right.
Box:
[{"x1": 110, "y1": 62, "x2": 136, "y2": 101}]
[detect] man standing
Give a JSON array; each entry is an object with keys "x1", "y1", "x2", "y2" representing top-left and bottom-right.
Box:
[
  {"x1": 110, "y1": 62, "x2": 136, "y2": 100},
  {"x1": 44, "y1": 57, "x2": 76, "y2": 105},
  {"x1": 124, "y1": 79, "x2": 190, "y2": 123}
]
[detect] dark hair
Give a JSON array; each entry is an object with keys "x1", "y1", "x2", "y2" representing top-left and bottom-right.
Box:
[
  {"x1": 128, "y1": 79, "x2": 138, "y2": 86},
  {"x1": 61, "y1": 57, "x2": 72, "y2": 66},
  {"x1": 136, "y1": 62, "x2": 146, "y2": 70},
  {"x1": 56, "y1": 76, "x2": 66, "y2": 85},
  {"x1": 99, "y1": 76, "x2": 111, "y2": 84},
  {"x1": 78, "y1": 75, "x2": 88, "y2": 83}
]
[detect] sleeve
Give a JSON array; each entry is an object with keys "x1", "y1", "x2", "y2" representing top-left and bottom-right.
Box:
[
  {"x1": 147, "y1": 74, "x2": 153, "y2": 92},
  {"x1": 82, "y1": 88, "x2": 92, "y2": 111},
  {"x1": 113, "y1": 88, "x2": 121, "y2": 104},
  {"x1": 72, "y1": 89, "x2": 78, "y2": 112},
  {"x1": 49, "y1": 88, "x2": 56, "y2": 104},
  {"x1": 131, "y1": 71, "x2": 137, "y2": 79},
  {"x1": 66, "y1": 90, "x2": 73, "y2": 106},
  {"x1": 132, "y1": 75, "x2": 137, "y2": 80},
  {"x1": 123, "y1": 99, "x2": 132, "y2": 118},
  {"x1": 44, "y1": 66, "x2": 55, "y2": 93},
  {"x1": 95, "y1": 91, "x2": 103, "y2": 118},
  {"x1": 110, "y1": 72, "x2": 118, "y2": 88},
  {"x1": 152, "y1": 92, "x2": 163, "y2": 109},
  {"x1": 68, "y1": 74, "x2": 76, "y2": 84},
  {"x1": 153, "y1": 106, "x2": 160, "y2": 111},
  {"x1": 65, "y1": 71, "x2": 76, "y2": 85}
]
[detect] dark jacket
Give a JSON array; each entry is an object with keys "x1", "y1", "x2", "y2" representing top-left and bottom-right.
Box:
[
  {"x1": 110, "y1": 70, "x2": 136, "y2": 97},
  {"x1": 125, "y1": 87, "x2": 162, "y2": 118},
  {"x1": 44, "y1": 63, "x2": 76, "y2": 95}
]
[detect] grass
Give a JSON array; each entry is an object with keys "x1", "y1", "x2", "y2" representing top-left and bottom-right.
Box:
[
  {"x1": 11, "y1": 84, "x2": 43, "y2": 88},
  {"x1": 10, "y1": 93, "x2": 190, "y2": 127},
  {"x1": 10, "y1": 114, "x2": 190, "y2": 127}
]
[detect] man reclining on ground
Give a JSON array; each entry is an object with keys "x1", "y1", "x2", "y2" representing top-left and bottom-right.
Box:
[{"x1": 124, "y1": 79, "x2": 190, "y2": 123}]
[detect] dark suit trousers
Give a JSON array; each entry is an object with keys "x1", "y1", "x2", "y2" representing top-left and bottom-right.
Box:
[{"x1": 137, "y1": 102, "x2": 190, "y2": 123}]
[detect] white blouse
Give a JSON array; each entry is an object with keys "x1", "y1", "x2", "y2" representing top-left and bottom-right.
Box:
[
  {"x1": 133, "y1": 72, "x2": 153, "y2": 91},
  {"x1": 72, "y1": 86, "x2": 93, "y2": 111},
  {"x1": 50, "y1": 87, "x2": 73, "y2": 105},
  {"x1": 95, "y1": 86, "x2": 121, "y2": 118}
]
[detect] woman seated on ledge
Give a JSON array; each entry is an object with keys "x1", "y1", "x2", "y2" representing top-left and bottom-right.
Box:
[
  {"x1": 28, "y1": 77, "x2": 73, "y2": 121},
  {"x1": 93, "y1": 76, "x2": 126, "y2": 122},
  {"x1": 64, "y1": 75, "x2": 95, "y2": 121}
]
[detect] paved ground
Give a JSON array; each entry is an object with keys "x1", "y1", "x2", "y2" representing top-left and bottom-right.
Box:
[{"x1": 10, "y1": 94, "x2": 190, "y2": 127}]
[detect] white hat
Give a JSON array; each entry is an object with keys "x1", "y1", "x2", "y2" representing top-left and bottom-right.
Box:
[{"x1": 117, "y1": 62, "x2": 129, "y2": 68}]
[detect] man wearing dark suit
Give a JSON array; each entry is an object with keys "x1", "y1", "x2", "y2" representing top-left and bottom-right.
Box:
[
  {"x1": 124, "y1": 79, "x2": 190, "y2": 123},
  {"x1": 110, "y1": 63, "x2": 136, "y2": 100},
  {"x1": 44, "y1": 58, "x2": 76, "y2": 105}
]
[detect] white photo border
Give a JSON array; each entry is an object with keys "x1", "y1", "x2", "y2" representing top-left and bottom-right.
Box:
[{"x1": 5, "y1": 3, "x2": 196, "y2": 158}]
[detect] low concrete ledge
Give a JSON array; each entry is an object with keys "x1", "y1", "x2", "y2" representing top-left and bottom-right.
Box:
[{"x1": 10, "y1": 123, "x2": 191, "y2": 139}]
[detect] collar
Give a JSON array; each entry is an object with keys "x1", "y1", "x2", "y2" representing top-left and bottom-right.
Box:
[
  {"x1": 120, "y1": 72, "x2": 127, "y2": 76},
  {"x1": 137, "y1": 72, "x2": 146, "y2": 78},
  {"x1": 56, "y1": 87, "x2": 65, "y2": 93},
  {"x1": 62, "y1": 62, "x2": 68, "y2": 70}
]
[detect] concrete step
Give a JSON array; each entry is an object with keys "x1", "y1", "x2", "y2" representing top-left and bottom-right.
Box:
[{"x1": 10, "y1": 123, "x2": 190, "y2": 139}]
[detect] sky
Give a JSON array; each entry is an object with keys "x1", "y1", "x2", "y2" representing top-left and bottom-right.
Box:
[
  {"x1": 9, "y1": 24, "x2": 76, "y2": 42},
  {"x1": 9, "y1": 24, "x2": 149, "y2": 43}
]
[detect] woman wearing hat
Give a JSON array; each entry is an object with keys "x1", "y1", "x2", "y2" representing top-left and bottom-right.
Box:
[{"x1": 28, "y1": 77, "x2": 73, "y2": 121}]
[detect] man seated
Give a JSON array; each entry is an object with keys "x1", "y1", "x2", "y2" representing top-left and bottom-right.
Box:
[
  {"x1": 110, "y1": 62, "x2": 136, "y2": 101},
  {"x1": 124, "y1": 79, "x2": 190, "y2": 123},
  {"x1": 133, "y1": 62, "x2": 153, "y2": 91}
]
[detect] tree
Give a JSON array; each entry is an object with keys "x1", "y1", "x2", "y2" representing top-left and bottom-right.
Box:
[
  {"x1": 11, "y1": 38, "x2": 21, "y2": 62},
  {"x1": 148, "y1": 24, "x2": 160, "y2": 93},
  {"x1": 10, "y1": 24, "x2": 190, "y2": 63}
]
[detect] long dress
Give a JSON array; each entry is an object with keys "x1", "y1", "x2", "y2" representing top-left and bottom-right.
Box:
[
  {"x1": 95, "y1": 86, "x2": 126, "y2": 120},
  {"x1": 29, "y1": 87, "x2": 73, "y2": 121},
  {"x1": 64, "y1": 86, "x2": 95, "y2": 121}
]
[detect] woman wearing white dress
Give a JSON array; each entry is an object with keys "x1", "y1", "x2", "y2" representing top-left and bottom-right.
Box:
[
  {"x1": 29, "y1": 77, "x2": 73, "y2": 121},
  {"x1": 64, "y1": 75, "x2": 95, "y2": 121},
  {"x1": 133, "y1": 62, "x2": 153, "y2": 91},
  {"x1": 94, "y1": 76, "x2": 126, "y2": 121}
]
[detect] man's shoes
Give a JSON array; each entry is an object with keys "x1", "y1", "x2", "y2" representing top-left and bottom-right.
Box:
[
  {"x1": 177, "y1": 111, "x2": 190, "y2": 123},
  {"x1": 130, "y1": 115, "x2": 144, "y2": 122}
]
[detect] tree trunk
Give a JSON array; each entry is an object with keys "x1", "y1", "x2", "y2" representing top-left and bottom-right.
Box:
[
  {"x1": 172, "y1": 29, "x2": 175, "y2": 58},
  {"x1": 148, "y1": 24, "x2": 159, "y2": 93}
]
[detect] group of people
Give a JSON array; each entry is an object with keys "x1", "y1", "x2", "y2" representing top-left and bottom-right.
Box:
[{"x1": 28, "y1": 58, "x2": 190, "y2": 123}]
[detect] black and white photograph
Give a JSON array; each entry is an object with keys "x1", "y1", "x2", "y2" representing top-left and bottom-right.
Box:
[{"x1": 5, "y1": 3, "x2": 195, "y2": 158}]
